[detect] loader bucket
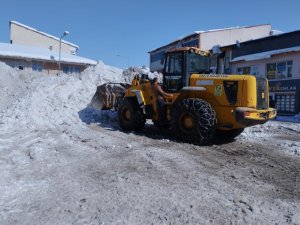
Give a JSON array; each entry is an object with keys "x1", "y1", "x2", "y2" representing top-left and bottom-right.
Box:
[{"x1": 88, "y1": 82, "x2": 130, "y2": 110}]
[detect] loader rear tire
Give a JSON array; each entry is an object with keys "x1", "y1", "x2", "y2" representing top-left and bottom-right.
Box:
[
  {"x1": 118, "y1": 98, "x2": 145, "y2": 131},
  {"x1": 172, "y1": 98, "x2": 216, "y2": 145},
  {"x1": 216, "y1": 128, "x2": 244, "y2": 140}
]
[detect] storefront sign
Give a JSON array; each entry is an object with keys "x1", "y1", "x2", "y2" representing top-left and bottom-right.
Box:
[
  {"x1": 269, "y1": 79, "x2": 300, "y2": 115},
  {"x1": 269, "y1": 79, "x2": 300, "y2": 92}
]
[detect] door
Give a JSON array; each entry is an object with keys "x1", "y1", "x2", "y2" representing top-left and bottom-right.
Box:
[{"x1": 163, "y1": 52, "x2": 184, "y2": 92}]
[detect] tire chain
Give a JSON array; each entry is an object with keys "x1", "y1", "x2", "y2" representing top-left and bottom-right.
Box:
[{"x1": 172, "y1": 98, "x2": 216, "y2": 145}]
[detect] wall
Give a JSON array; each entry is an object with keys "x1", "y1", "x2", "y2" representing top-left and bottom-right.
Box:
[
  {"x1": 230, "y1": 51, "x2": 300, "y2": 79},
  {"x1": 10, "y1": 23, "x2": 78, "y2": 55},
  {"x1": 231, "y1": 31, "x2": 300, "y2": 59},
  {"x1": 0, "y1": 57, "x2": 86, "y2": 75},
  {"x1": 200, "y1": 25, "x2": 271, "y2": 51},
  {"x1": 0, "y1": 58, "x2": 31, "y2": 72}
]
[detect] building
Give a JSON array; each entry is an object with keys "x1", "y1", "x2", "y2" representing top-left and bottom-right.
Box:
[
  {"x1": 149, "y1": 24, "x2": 272, "y2": 72},
  {"x1": 0, "y1": 21, "x2": 97, "y2": 75},
  {"x1": 0, "y1": 42, "x2": 97, "y2": 74},
  {"x1": 10, "y1": 21, "x2": 78, "y2": 55},
  {"x1": 217, "y1": 30, "x2": 300, "y2": 115}
]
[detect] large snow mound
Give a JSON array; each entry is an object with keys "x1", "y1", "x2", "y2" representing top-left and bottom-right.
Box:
[{"x1": 0, "y1": 61, "x2": 124, "y2": 130}]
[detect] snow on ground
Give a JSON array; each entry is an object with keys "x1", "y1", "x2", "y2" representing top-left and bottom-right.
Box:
[
  {"x1": 241, "y1": 120, "x2": 300, "y2": 157},
  {"x1": 0, "y1": 62, "x2": 299, "y2": 225}
]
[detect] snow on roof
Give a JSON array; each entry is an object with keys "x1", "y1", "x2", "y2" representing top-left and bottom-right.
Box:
[
  {"x1": 231, "y1": 46, "x2": 300, "y2": 62},
  {"x1": 10, "y1": 21, "x2": 79, "y2": 49},
  {"x1": 0, "y1": 42, "x2": 97, "y2": 65}
]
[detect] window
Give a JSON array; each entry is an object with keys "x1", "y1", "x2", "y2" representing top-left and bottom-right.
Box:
[
  {"x1": 32, "y1": 62, "x2": 43, "y2": 72},
  {"x1": 63, "y1": 66, "x2": 81, "y2": 74},
  {"x1": 188, "y1": 52, "x2": 209, "y2": 73},
  {"x1": 287, "y1": 61, "x2": 293, "y2": 78},
  {"x1": 165, "y1": 53, "x2": 183, "y2": 74},
  {"x1": 150, "y1": 50, "x2": 165, "y2": 62},
  {"x1": 276, "y1": 62, "x2": 287, "y2": 79},
  {"x1": 182, "y1": 39, "x2": 199, "y2": 47},
  {"x1": 250, "y1": 66, "x2": 260, "y2": 77},
  {"x1": 237, "y1": 67, "x2": 250, "y2": 75},
  {"x1": 266, "y1": 63, "x2": 276, "y2": 79},
  {"x1": 266, "y1": 61, "x2": 293, "y2": 80}
]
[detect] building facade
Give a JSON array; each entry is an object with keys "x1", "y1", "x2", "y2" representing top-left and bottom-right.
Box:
[
  {"x1": 10, "y1": 21, "x2": 78, "y2": 55},
  {"x1": 217, "y1": 31, "x2": 300, "y2": 115},
  {"x1": 149, "y1": 24, "x2": 272, "y2": 72},
  {"x1": 0, "y1": 21, "x2": 96, "y2": 75}
]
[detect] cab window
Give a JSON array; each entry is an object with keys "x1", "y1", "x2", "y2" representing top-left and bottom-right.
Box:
[{"x1": 165, "y1": 53, "x2": 183, "y2": 74}]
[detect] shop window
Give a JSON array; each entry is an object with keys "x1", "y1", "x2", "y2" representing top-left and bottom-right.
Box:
[
  {"x1": 266, "y1": 61, "x2": 293, "y2": 80},
  {"x1": 266, "y1": 63, "x2": 276, "y2": 79},
  {"x1": 276, "y1": 62, "x2": 287, "y2": 79},
  {"x1": 32, "y1": 62, "x2": 43, "y2": 72}
]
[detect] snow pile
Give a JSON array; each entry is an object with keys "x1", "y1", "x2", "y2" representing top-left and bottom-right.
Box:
[
  {"x1": 0, "y1": 62, "x2": 45, "y2": 110},
  {"x1": 122, "y1": 66, "x2": 162, "y2": 84},
  {"x1": 0, "y1": 61, "x2": 123, "y2": 130},
  {"x1": 241, "y1": 121, "x2": 300, "y2": 156}
]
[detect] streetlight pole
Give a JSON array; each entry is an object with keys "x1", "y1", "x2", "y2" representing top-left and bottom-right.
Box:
[{"x1": 58, "y1": 31, "x2": 69, "y2": 75}]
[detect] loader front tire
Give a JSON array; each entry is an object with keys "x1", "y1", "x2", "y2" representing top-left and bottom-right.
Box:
[
  {"x1": 172, "y1": 98, "x2": 216, "y2": 145},
  {"x1": 118, "y1": 98, "x2": 145, "y2": 131}
]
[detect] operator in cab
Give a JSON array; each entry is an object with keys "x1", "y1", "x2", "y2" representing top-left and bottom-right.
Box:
[{"x1": 151, "y1": 77, "x2": 173, "y2": 125}]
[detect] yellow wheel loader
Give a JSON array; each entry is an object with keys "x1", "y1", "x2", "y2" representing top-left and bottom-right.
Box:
[{"x1": 90, "y1": 47, "x2": 276, "y2": 145}]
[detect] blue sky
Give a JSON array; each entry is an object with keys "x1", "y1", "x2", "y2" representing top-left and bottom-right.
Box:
[{"x1": 1, "y1": 0, "x2": 300, "y2": 69}]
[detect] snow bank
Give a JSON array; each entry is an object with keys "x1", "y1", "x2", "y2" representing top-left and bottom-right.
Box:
[
  {"x1": 0, "y1": 61, "x2": 123, "y2": 130},
  {"x1": 0, "y1": 63, "x2": 160, "y2": 132},
  {"x1": 0, "y1": 62, "x2": 45, "y2": 110},
  {"x1": 241, "y1": 121, "x2": 300, "y2": 156}
]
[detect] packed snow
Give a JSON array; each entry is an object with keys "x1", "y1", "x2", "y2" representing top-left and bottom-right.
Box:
[{"x1": 0, "y1": 61, "x2": 299, "y2": 225}]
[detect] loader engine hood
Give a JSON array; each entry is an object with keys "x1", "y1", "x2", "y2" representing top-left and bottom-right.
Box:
[{"x1": 189, "y1": 74, "x2": 268, "y2": 108}]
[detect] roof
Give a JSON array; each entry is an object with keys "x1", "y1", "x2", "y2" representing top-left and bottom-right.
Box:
[
  {"x1": 0, "y1": 42, "x2": 97, "y2": 65},
  {"x1": 231, "y1": 46, "x2": 300, "y2": 62},
  {"x1": 149, "y1": 24, "x2": 271, "y2": 53},
  {"x1": 222, "y1": 30, "x2": 300, "y2": 49},
  {"x1": 10, "y1": 21, "x2": 79, "y2": 49}
]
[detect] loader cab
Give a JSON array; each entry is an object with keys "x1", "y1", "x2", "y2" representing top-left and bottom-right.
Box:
[{"x1": 162, "y1": 47, "x2": 210, "y2": 92}]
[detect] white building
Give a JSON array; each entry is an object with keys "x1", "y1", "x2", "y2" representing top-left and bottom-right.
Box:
[
  {"x1": 0, "y1": 21, "x2": 97, "y2": 75},
  {"x1": 10, "y1": 21, "x2": 78, "y2": 55},
  {"x1": 0, "y1": 42, "x2": 97, "y2": 74},
  {"x1": 149, "y1": 24, "x2": 272, "y2": 72}
]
